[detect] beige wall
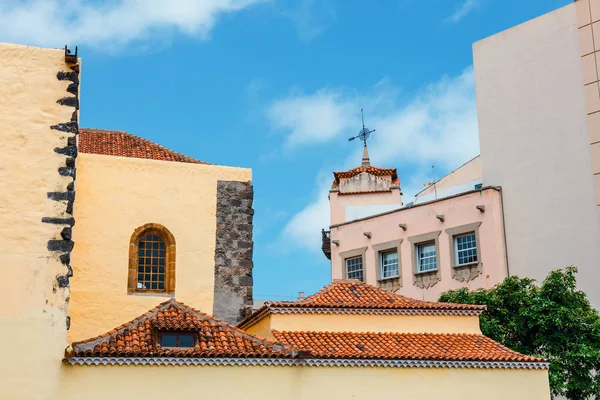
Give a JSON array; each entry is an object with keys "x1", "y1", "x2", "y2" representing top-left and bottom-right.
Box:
[
  {"x1": 576, "y1": 0, "x2": 600, "y2": 225},
  {"x1": 69, "y1": 153, "x2": 251, "y2": 342},
  {"x1": 474, "y1": 3, "x2": 600, "y2": 307},
  {"x1": 58, "y1": 365, "x2": 550, "y2": 400},
  {"x1": 0, "y1": 43, "x2": 75, "y2": 399},
  {"x1": 330, "y1": 188, "x2": 506, "y2": 301},
  {"x1": 415, "y1": 156, "x2": 482, "y2": 201},
  {"x1": 329, "y1": 190, "x2": 403, "y2": 225},
  {"x1": 245, "y1": 313, "x2": 482, "y2": 341}
]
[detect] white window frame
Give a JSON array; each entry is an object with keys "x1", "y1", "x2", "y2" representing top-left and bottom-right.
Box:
[
  {"x1": 416, "y1": 241, "x2": 437, "y2": 273},
  {"x1": 345, "y1": 255, "x2": 364, "y2": 282},
  {"x1": 453, "y1": 232, "x2": 478, "y2": 266},
  {"x1": 445, "y1": 222, "x2": 482, "y2": 269},
  {"x1": 379, "y1": 249, "x2": 399, "y2": 279}
]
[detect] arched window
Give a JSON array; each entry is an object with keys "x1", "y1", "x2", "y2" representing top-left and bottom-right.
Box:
[{"x1": 128, "y1": 223, "x2": 176, "y2": 294}]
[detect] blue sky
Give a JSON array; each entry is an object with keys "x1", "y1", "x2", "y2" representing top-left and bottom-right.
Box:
[{"x1": 1, "y1": 0, "x2": 570, "y2": 300}]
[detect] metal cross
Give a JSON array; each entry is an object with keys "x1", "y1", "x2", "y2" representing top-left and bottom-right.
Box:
[{"x1": 348, "y1": 109, "x2": 375, "y2": 146}]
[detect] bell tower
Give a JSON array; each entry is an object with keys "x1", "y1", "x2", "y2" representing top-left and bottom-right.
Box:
[{"x1": 328, "y1": 111, "x2": 403, "y2": 225}]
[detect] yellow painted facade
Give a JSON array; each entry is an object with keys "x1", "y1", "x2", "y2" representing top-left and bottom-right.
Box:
[
  {"x1": 69, "y1": 153, "x2": 251, "y2": 342},
  {"x1": 58, "y1": 365, "x2": 550, "y2": 400},
  {"x1": 245, "y1": 313, "x2": 482, "y2": 340},
  {"x1": 1, "y1": 42, "x2": 551, "y2": 400},
  {"x1": 0, "y1": 43, "x2": 76, "y2": 400}
]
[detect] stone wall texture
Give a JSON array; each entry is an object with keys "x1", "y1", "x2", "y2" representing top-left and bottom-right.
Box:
[{"x1": 213, "y1": 180, "x2": 254, "y2": 324}]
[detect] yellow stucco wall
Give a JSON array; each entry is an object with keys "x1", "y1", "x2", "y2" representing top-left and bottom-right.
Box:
[
  {"x1": 69, "y1": 153, "x2": 251, "y2": 342},
  {"x1": 59, "y1": 365, "x2": 550, "y2": 400},
  {"x1": 0, "y1": 43, "x2": 76, "y2": 399},
  {"x1": 244, "y1": 313, "x2": 482, "y2": 340}
]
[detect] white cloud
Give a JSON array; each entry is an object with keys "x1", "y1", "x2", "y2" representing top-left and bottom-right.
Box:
[
  {"x1": 267, "y1": 89, "x2": 358, "y2": 148},
  {"x1": 281, "y1": 173, "x2": 331, "y2": 251},
  {"x1": 0, "y1": 0, "x2": 263, "y2": 49},
  {"x1": 276, "y1": 68, "x2": 480, "y2": 252},
  {"x1": 447, "y1": 0, "x2": 480, "y2": 23},
  {"x1": 279, "y1": 0, "x2": 337, "y2": 42}
]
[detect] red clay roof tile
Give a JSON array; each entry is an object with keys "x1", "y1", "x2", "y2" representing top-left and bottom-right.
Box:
[
  {"x1": 79, "y1": 128, "x2": 208, "y2": 164},
  {"x1": 333, "y1": 166, "x2": 398, "y2": 184},
  {"x1": 70, "y1": 299, "x2": 293, "y2": 358},
  {"x1": 272, "y1": 331, "x2": 544, "y2": 362},
  {"x1": 267, "y1": 279, "x2": 484, "y2": 311}
]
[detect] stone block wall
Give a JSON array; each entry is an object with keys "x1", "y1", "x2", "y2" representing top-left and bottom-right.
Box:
[{"x1": 213, "y1": 181, "x2": 254, "y2": 324}]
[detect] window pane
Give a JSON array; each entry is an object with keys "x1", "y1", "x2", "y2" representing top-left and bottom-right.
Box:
[
  {"x1": 161, "y1": 334, "x2": 177, "y2": 347},
  {"x1": 179, "y1": 335, "x2": 194, "y2": 348},
  {"x1": 455, "y1": 233, "x2": 477, "y2": 265},
  {"x1": 345, "y1": 256, "x2": 364, "y2": 282},
  {"x1": 417, "y1": 242, "x2": 437, "y2": 272},
  {"x1": 381, "y1": 250, "x2": 399, "y2": 279},
  {"x1": 137, "y1": 232, "x2": 167, "y2": 291}
]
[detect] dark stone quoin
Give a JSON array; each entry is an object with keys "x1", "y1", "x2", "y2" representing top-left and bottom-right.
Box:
[
  {"x1": 43, "y1": 51, "x2": 80, "y2": 321},
  {"x1": 213, "y1": 181, "x2": 255, "y2": 324}
]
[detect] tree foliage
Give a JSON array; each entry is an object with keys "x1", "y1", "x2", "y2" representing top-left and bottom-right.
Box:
[{"x1": 438, "y1": 267, "x2": 600, "y2": 399}]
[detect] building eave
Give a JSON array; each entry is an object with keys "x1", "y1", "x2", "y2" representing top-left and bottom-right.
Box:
[
  {"x1": 64, "y1": 356, "x2": 548, "y2": 369},
  {"x1": 330, "y1": 186, "x2": 501, "y2": 229}
]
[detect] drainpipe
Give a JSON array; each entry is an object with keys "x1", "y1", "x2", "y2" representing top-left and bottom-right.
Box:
[{"x1": 498, "y1": 186, "x2": 511, "y2": 277}]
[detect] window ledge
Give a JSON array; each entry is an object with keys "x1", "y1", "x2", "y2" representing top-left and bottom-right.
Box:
[
  {"x1": 452, "y1": 262, "x2": 480, "y2": 269},
  {"x1": 378, "y1": 276, "x2": 400, "y2": 282},
  {"x1": 128, "y1": 291, "x2": 175, "y2": 298},
  {"x1": 414, "y1": 269, "x2": 438, "y2": 276}
]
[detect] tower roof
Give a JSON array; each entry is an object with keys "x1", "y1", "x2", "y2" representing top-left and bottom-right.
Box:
[{"x1": 332, "y1": 166, "x2": 399, "y2": 184}]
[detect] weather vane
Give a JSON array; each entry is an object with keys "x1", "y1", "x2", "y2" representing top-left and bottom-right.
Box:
[{"x1": 348, "y1": 109, "x2": 375, "y2": 146}]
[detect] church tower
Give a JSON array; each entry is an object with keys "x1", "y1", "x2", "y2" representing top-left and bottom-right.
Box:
[{"x1": 328, "y1": 115, "x2": 403, "y2": 226}]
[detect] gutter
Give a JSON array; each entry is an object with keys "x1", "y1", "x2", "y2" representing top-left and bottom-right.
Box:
[{"x1": 330, "y1": 186, "x2": 502, "y2": 229}]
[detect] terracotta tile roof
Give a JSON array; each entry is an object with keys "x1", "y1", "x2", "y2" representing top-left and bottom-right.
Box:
[
  {"x1": 239, "y1": 280, "x2": 484, "y2": 330},
  {"x1": 79, "y1": 128, "x2": 208, "y2": 164},
  {"x1": 333, "y1": 165, "x2": 398, "y2": 184},
  {"x1": 69, "y1": 299, "x2": 293, "y2": 359},
  {"x1": 272, "y1": 331, "x2": 545, "y2": 362},
  {"x1": 269, "y1": 279, "x2": 484, "y2": 311}
]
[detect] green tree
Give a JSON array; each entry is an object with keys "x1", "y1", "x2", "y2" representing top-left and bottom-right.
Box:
[{"x1": 438, "y1": 267, "x2": 600, "y2": 399}]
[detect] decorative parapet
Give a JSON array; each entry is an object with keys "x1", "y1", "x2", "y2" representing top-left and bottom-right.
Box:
[{"x1": 64, "y1": 357, "x2": 549, "y2": 370}]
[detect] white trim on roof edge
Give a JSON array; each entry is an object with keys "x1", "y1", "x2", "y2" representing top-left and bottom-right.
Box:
[
  {"x1": 268, "y1": 307, "x2": 484, "y2": 317},
  {"x1": 65, "y1": 357, "x2": 548, "y2": 369}
]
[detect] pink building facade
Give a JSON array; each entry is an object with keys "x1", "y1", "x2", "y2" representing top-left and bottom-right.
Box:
[{"x1": 324, "y1": 149, "x2": 508, "y2": 301}]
